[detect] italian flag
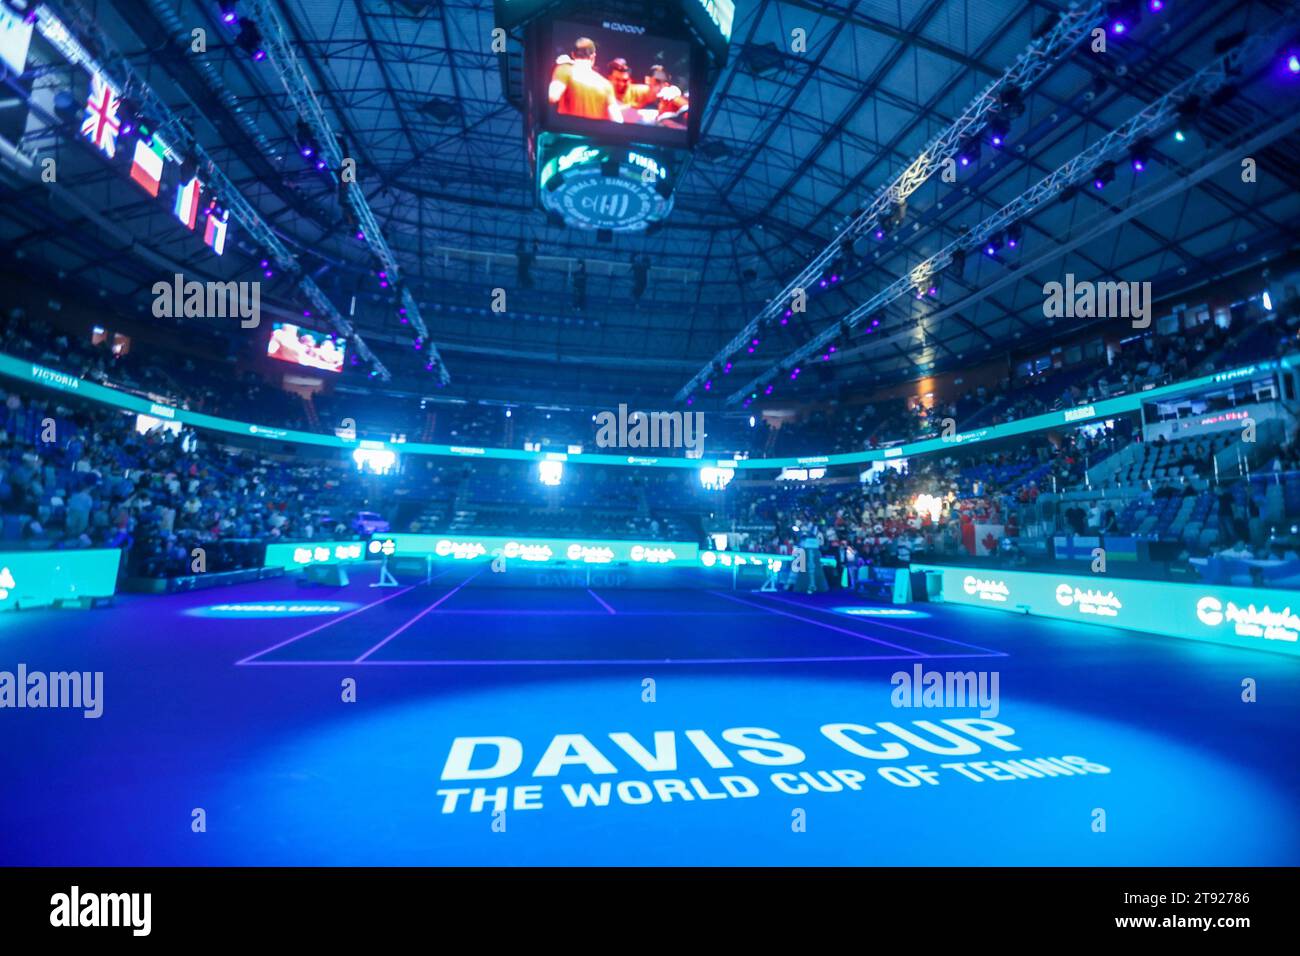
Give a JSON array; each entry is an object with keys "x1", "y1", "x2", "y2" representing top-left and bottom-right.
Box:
[
  {"x1": 174, "y1": 175, "x2": 202, "y2": 230},
  {"x1": 130, "y1": 136, "x2": 165, "y2": 197}
]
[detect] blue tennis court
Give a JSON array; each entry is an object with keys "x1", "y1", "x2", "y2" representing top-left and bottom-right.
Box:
[{"x1": 2, "y1": 565, "x2": 1296, "y2": 866}]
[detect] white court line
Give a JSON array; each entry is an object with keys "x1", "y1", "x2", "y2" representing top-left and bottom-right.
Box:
[
  {"x1": 235, "y1": 585, "x2": 417, "y2": 665},
  {"x1": 353, "y1": 569, "x2": 485, "y2": 662}
]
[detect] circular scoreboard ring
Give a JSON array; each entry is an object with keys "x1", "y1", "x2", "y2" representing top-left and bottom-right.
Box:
[{"x1": 537, "y1": 135, "x2": 677, "y2": 233}]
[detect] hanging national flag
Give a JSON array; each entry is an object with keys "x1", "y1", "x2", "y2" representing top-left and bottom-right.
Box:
[
  {"x1": 203, "y1": 206, "x2": 229, "y2": 256},
  {"x1": 81, "y1": 72, "x2": 122, "y2": 158},
  {"x1": 129, "y1": 134, "x2": 166, "y2": 197},
  {"x1": 174, "y1": 175, "x2": 202, "y2": 230}
]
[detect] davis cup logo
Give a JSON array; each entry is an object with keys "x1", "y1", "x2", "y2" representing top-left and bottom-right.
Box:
[{"x1": 963, "y1": 575, "x2": 1009, "y2": 602}]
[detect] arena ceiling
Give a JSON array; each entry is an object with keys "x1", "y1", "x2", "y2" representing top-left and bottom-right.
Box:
[{"x1": 2, "y1": 0, "x2": 1299, "y2": 402}]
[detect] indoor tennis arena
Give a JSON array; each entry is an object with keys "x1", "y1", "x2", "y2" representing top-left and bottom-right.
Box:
[{"x1": 1, "y1": 0, "x2": 1298, "y2": 934}]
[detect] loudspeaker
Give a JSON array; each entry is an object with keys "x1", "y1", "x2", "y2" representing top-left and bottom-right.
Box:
[{"x1": 303, "y1": 563, "x2": 349, "y2": 587}]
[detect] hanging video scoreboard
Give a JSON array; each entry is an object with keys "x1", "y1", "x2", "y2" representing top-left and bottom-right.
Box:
[{"x1": 497, "y1": 0, "x2": 733, "y2": 232}]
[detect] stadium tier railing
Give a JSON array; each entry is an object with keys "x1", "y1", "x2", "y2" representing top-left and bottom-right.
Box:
[{"x1": 0, "y1": 350, "x2": 1289, "y2": 472}]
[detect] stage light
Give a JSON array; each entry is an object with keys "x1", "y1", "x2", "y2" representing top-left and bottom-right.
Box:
[
  {"x1": 988, "y1": 117, "x2": 1010, "y2": 148},
  {"x1": 118, "y1": 96, "x2": 141, "y2": 137},
  {"x1": 764, "y1": 384, "x2": 774, "y2": 395},
  {"x1": 998, "y1": 85, "x2": 1025, "y2": 120},
  {"x1": 704, "y1": 380, "x2": 713, "y2": 391},
  {"x1": 1263, "y1": 290, "x2": 1274, "y2": 311},
  {"x1": 235, "y1": 19, "x2": 265, "y2": 60},
  {"x1": 296, "y1": 120, "x2": 316, "y2": 158},
  {"x1": 1174, "y1": 129, "x2": 1186, "y2": 142},
  {"x1": 219, "y1": 1, "x2": 238, "y2": 24},
  {"x1": 887, "y1": 200, "x2": 907, "y2": 229},
  {"x1": 1007, "y1": 223, "x2": 1023, "y2": 249},
  {"x1": 1130, "y1": 138, "x2": 1152, "y2": 172},
  {"x1": 1107, "y1": 1, "x2": 1141, "y2": 35},
  {"x1": 1288, "y1": 52, "x2": 1300, "y2": 74},
  {"x1": 1092, "y1": 160, "x2": 1116, "y2": 190},
  {"x1": 957, "y1": 136, "x2": 980, "y2": 167},
  {"x1": 984, "y1": 233, "x2": 1002, "y2": 256},
  {"x1": 723, "y1": 361, "x2": 733, "y2": 373}
]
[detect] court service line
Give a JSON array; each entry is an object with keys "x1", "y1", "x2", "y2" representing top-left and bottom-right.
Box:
[
  {"x1": 586, "y1": 589, "x2": 617, "y2": 615},
  {"x1": 708, "y1": 590, "x2": 930, "y2": 656},
  {"x1": 752, "y1": 592, "x2": 1008, "y2": 656},
  {"x1": 235, "y1": 585, "x2": 418, "y2": 665},
  {"x1": 353, "y1": 569, "x2": 485, "y2": 662}
]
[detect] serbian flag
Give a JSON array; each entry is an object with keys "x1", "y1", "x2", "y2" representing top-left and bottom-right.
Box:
[
  {"x1": 130, "y1": 135, "x2": 165, "y2": 197},
  {"x1": 81, "y1": 72, "x2": 122, "y2": 158},
  {"x1": 203, "y1": 207, "x2": 229, "y2": 256},
  {"x1": 174, "y1": 175, "x2": 202, "y2": 230}
]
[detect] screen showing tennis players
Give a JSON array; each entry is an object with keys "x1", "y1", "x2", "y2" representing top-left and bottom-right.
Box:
[
  {"x1": 546, "y1": 20, "x2": 692, "y2": 136},
  {"x1": 266, "y1": 322, "x2": 347, "y2": 373}
]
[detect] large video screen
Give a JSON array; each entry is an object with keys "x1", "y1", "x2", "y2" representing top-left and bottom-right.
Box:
[
  {"x1": 266, "y1": 322, "x2": 346, "y2": 374},
  {"x1": 544, "y1": 19, "x2": 693, "y2": 144}
]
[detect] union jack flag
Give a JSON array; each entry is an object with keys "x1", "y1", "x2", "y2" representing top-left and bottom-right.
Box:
[{"x1": 81, "y1": 72, "x2": 122, "y2": 158}]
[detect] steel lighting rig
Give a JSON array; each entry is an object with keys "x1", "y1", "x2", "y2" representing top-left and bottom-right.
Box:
[
  {"x1": 724, "y1": 9, "x2": 1300, "y2": 406},
  {"x1": 242, "y1": 0, "x2": 451, "y2": 385},
  {"x1": 34, "y1": 0, "x2": 393, "y2": 380},
  {"x1": 674, "y1": 1, "x2": 1108, "y2": 402}
]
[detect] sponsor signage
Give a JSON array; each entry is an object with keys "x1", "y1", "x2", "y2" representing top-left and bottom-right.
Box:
[
  {"x1": 0, "y1": 550, "x2": 119, "y2": 611},
  {"x1": 382, "y1": 534, "x2": 701, "y2": 567},
  {"x1": 262, "y1": 541, "x2": 366, "y2": 570},
  {"x1": 918, "y1": 565, "x2": 1300, "y2": 656}
]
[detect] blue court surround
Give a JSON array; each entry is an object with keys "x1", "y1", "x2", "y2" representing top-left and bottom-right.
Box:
[{"x1": 1, "y1": 564, "x2": 1297, "y2": 866}]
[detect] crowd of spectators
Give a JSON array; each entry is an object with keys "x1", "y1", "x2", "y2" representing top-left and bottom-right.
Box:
[{"x1": 0, "y1": 382, "x2": 377, "y2": 576}]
